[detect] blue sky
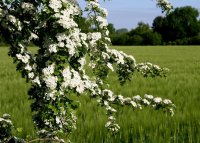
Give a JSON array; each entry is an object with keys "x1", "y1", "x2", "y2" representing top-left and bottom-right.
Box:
[{"x1": 78, "y1": 0, "x2": 200, "y2": 30}]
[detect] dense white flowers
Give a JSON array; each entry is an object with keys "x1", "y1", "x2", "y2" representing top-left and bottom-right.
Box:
[
  {"x1": 157, "y1": 0, "x2": 173, "y2": 11},
  {"x1": 130, "y1": 101, "x2": 137, "y2": 108},
  {"x1": 49, "y1": 0, "x2": 62, "y2": 12},
  {"x1": 96, "y1": 16, "x2": 108, "y2": 28},
  {"x1": 108, "y1": 49, "x2": 125, "y2": 64},
  {"x1": 107, "y1": 63, "x2": 114, "y2": 71},
  {"x1": 144, "y1": 94, "x2": 154, "y2": 100},
  {"x1": 49, "y1": 44, "x2": 57, "y2": 53},
  {"x1": 88, "y1": 32, "x2": 102, "y2": 47},
  {"x1": 7, "y1": 15, "x2": 16, "y2": 24},
  {"x1": 78, "y1": 57, "x2": 86, "y2": 69},
  {"x1": 0, "y1": 117, "x2": 12, "y2": 124},
  {"x1": 28, "y1": 72, "x2": 34, "y2": 79},
  {"x1": 25, "y1": 64, "x2": 32, "y2": 71},
  {"x1": 32, "y1": 76, "x2": 41, "y2": 86},
  {"x1": 30, "y1": 33, "x2": 38, "y2": 40},
  {"x1": 0, "y1": 114, "x2": 13, "y2": 142},
  {"x1": 43, "y1": 76, "x2": 58, "y2": 90},
  {"x1": 0, "y1": 0, "x2": 174, "y2": 141},
  {"x1": 21, "y1": 2, "x2": 34, "y2": 11},
  {"x1": 163, "y1": 99, "x2": 172, "y2": 105},
  {"x1": 43, "y1": 64, "x2": 55, "y2": 76},
  {"x1": 16, "y1": 54, "x2": 30, "y2": 64},
  {"x1": 153, "y1": 97, "x2": 162, "y2": 103}
]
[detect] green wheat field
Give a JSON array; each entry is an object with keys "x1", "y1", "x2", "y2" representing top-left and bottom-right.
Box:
[{"x1": 0, "y1": 46, "x2": 200, "y2": 143}]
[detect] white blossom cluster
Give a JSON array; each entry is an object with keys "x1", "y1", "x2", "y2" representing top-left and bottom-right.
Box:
[
  {"x1": 0, "y1": 114, "x2": 12, "y2": 125},
  {"x1": 136, "y1": 62, "x2": 169, "y2": 77},
  {"x1": 100, "y1": 90, "x2": 175, "y2": 132},
  {"x1": 21, "y1": 2, "x2": 34, "y2": 12},
  {"x1": 156, "y1": 0, "x2": 173, "y2": 13},
  {"x1": 0, "y1": 114, "x2": 13, "y2": 142},
  {"x1": 87, "y1": 32, "x2": 102, "y2": 47},
  {"x1": 0, "y1": 0, "x2": 174, "y2": 141},
  {"x1": 4, "y1": 14, "x2": 22, "y2": 31},
  {"x1": 61, "y1": 67, "x2": 100, "y2": 95},
  {"x1": 14, "y1": 44, "x2": 41, "y2": 84},
  {"x1": 49, "y1": 0, "x2": 62, "y2": 12}
]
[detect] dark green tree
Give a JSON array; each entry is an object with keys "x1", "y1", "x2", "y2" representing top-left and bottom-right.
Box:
[
  {"x1": 153, "y1": 6, "x2": 200, "y2": 44},
  {"x1": 128, "y1": 22, "x2": 162, "y2": 45},
  {"x1": 116, "y1": 28, "x2": 129, "y2": 34},
  {"x1": 107, "y1": 23, "x2": 116, "y2": 36}
]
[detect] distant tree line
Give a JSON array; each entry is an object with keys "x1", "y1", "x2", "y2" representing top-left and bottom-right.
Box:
[
  {"x1": 0, "y1": 6, "x2": 199, "y2": 46},
  {"x1": 109, "y1": 6, "x2": 200, "y2": 45}
]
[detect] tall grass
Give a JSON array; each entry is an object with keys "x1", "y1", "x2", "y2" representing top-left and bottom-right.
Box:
[{"x1": 0, "y1": 46, "x2": 200, "y2": 142}]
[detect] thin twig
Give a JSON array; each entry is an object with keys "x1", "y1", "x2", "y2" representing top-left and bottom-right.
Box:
[{"x1": 27, "y1": 138, "x2": 61, "y2": 143}]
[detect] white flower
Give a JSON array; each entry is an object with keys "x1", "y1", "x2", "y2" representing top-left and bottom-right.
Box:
[
  {"x1": 0, "y1": 117, "x2": 4, "y2": 122},
  {"x1": 7, "y1": 15, "x2": 16, "y2": 24},
  {"x1": 62, "y1": 67, "x2": 71, "y2": 80},
  {"x1": 38, "y1": 129, "x2": 47, "y2": 134},
  {"x1": 55, "y1": 10, "x2": 78, "y2": 29},
  {"x1": 104, "y1": 89, "x2": 115, "y2": 102},
  {"x1": 65, "y1": 38, "x2": 76, "y2": 56},
  {"x1": 105, "y1": 121, "x2": 111, "y2": 128},
  {"x1": 107, "y1": 63, "x2": 114, "y2": 71},
  {"x1": 163, "y1": 99, "x2": 172, "y2": 105},
  {"x1": 144, "y1": 94, "x2": 154, "y2": 100},
  {"x1": 28, "y1": 72, "x2": 34, "y2": 79},
  {"x1": 22, "y1": 2, "x2": 34, "y2": 12},
  {"x1": 142, "y1": 99, "x2": 150, "y2": 105},
  {"x1": 56, "y1": 33, "x2": 67, "y2": 42},
  {"x1": 88, "y1": 1, "x2": 100, "y2": 8},
  {"x1": 56, "y1": 116, "x2": 61, "y2": 124},
  {"x1": 88, "y1": 32, "x2": 101, "y2": 41},
  {"x1": 106, "y1": 106, "x2": 117, "y2": 113},
  {"x1": 3, "y1": 114, "x2": 10, "y2": 118},
  {"x1": 44, "y1": 119, "x2": 50, "y2": 125},
  {"x1": 49, "y1": 44, "x2": 57, "y2": 53},
  {"x1": 18, "y1": 44, "x2": 25, "y2": 53},
  {"x1": 104, "y1": 101, "x2": 109, "y2": 106},
  {"x1": 108, "y1": 116, "x2": 115, "y2": 121},
  {"x1": 124, "y1": 97, "x2": 131, "y2": 103},
  {"x1": 100, "y1": 8, "x2": 108, "y2": 16},
  {"x1": 46, "y1": 90, "x2": 56, "y2": 100},
  {"x1": 117, "y1": 95, "x2": 124, "y2": 104},
  {"x1": 16, "y1": 54, "x2": 30, "y2": 64},
  {"x1": 32, "y1": 76, "x2": 40, "y2": 85},
  {"x1": 78, "y1": 57, "x2": 86, "y2": 69},
  {"x1": 133, "y1": 95, "x2": 142, "y2": 101},
  {"x1": 42, "y1": 64, "x2": 55, "y2": 76},
  {"x1": 169, "y1": 108, "x2": 174, "y2": 116},
  {"x1": 104, "y1": 31, "x2": 109, "y2": 37},
  {"x1": 49, "y1": 0, "x2": 62, "y2": 12},
  {"x1": 43, "y1": 76, "x2": 58, "y2": 90},
  {"x1": 76, "y1": 84, "x2": 85, "y2": 93},
  {"x1": 153, "y1": 97, "x2": 162, "y2": 103},
  {"x1": 80, "y1": 33, "x2": 87, "y2": 41},
  {"x1": 61, "y1": 68, "x2": 87, "y2": 93},
  {"x1": 30, "y1": 33, "x2": 38, "y2": 40},
  {"x1": 22, "y1": 2, "x2": 34, "y2": 10},
  {"x1": 102, "y1": 52, "x2": 110, "y2": 59},
  {"x1": 58, "y1": 42, "x2": 65, "y2": 47},
  {"x1": 130, "y1": 101, "x2": 137, "y2": 108},
  {"x1": 109, "y1": 49, "x2": 125, "y2": 64},
  {"x1": 128, "y1": 55, "x2": 136, "y2": 63},
  {"x1": 88, "y1": 62, "x2": 96, "y2": 69},
  {"x1": 25, "y1": 64, "x2": 32, "y2": 71},
  {"x1": 96, "y1": 16, "x2": 108, "y2": 28}
]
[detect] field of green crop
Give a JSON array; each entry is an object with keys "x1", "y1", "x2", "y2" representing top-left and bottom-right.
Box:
[{"x1": 0, "y1": 46, "x2": 200, "y2": 143}]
